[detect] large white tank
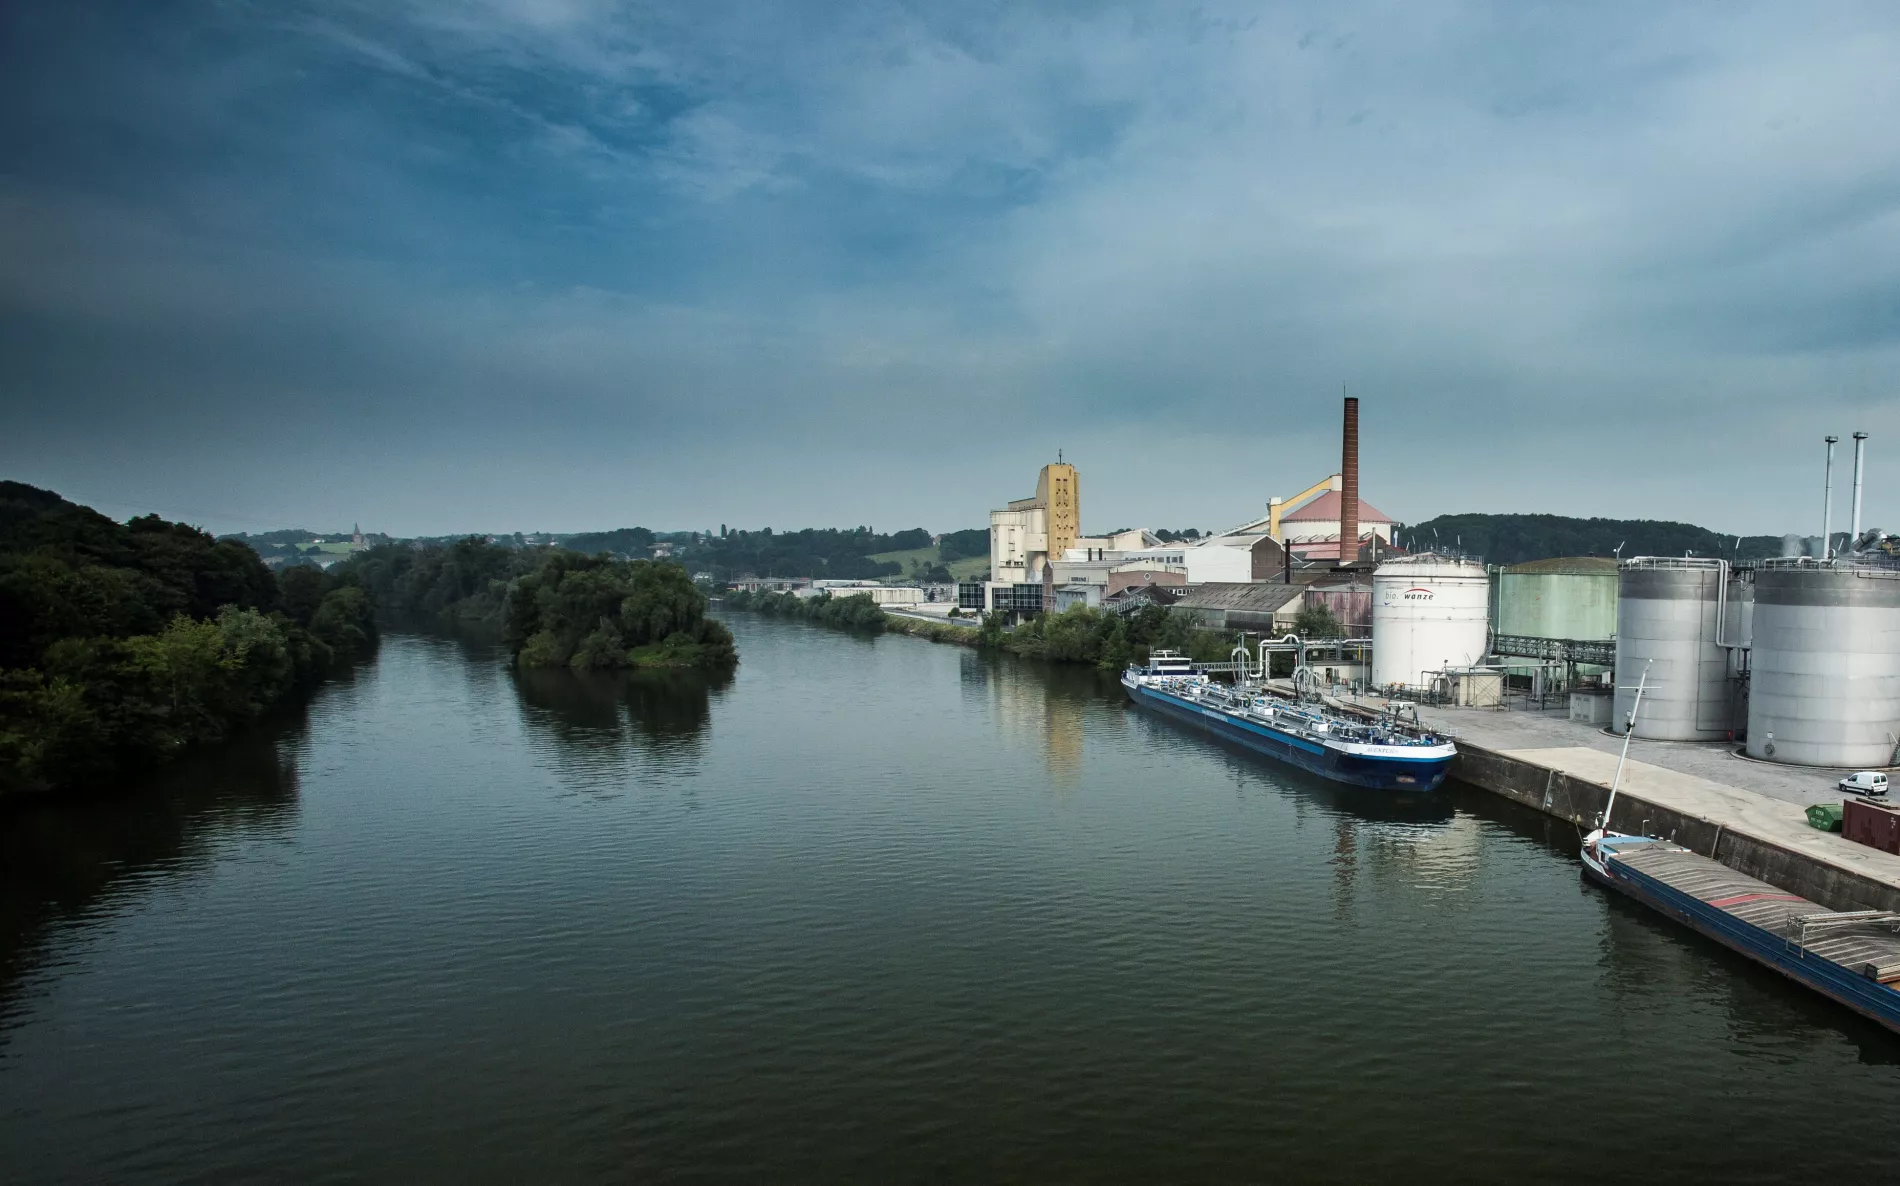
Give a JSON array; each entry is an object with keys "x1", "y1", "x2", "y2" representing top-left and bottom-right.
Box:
[
  {"x1": 1371, "y1": 556, "x2": 1489, "y2": 688},
  {"x1": 1746, "y1": 561, "x2": 1900, "y2": 767},
  {"x1": 1614, "y1": 559, "x2": 1734, "y2": 740}
]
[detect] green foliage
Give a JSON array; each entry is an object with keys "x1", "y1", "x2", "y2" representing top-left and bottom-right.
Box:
[
  {"x1": 0, "y1": 482, "x2": 366, "y2": 796},
  {"x1": 560, "y1": 526, "x2": 656, "y2": 557},
  {"x1": 508, "y1": 554, "x2": 736, "y2": 670},
  {"x1": 308, "y1": 586, "x2": 377, "y2": 656},
  {"x1": 723, "y1": 588, "x2": 888, "y2": 633},
  {"x1": 959, "y1": 603, "x2": 1232, "y2": 668},
  {"x1": 937, "y1": 528, "x2": 989, "y2": 562},
  {"x1": 1293, "y1": 604, "x2": 1344, "y2": 639},
  {"x1": 677, "y1": 526, "x2": 927, "y2": 580},
  {"x1": 1405, "y1": 513, "x2": 1785, "y2": 566},
  {"x1": 726, "y1": 585, "x2": 1233, "y2": 671},
  {"x1": 2, "y1": 608, "x2": 330, "y2": 795},
  {"x1": 337, "y1": 536, "x2": 536, "y2": 626}
]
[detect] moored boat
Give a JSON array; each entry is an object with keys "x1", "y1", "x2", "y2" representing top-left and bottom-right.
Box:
[
  {"x1": 1121, "y1": 645, "x2": 1455, "y2": 791},
  {"x1": 1580, "y1": 660, "x2": 1900, "y2": 1034}
]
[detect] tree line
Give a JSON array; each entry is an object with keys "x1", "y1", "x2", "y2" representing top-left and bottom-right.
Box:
[
  {"x1": 727, "y1": 582, "x2": 1243, "y2": 671},
  {"x1": 1402, "y1": 513, "x2": 1787, "y2": 565},
  {"x1": 0, "y1": 482, "x2": 377, "y2": 796},
  {"x1": 335, "y1": 537, "x2": 734, "y2": 670},
  {"x1": 720, "y1": 588, "x2": 890, "y2": 631}
]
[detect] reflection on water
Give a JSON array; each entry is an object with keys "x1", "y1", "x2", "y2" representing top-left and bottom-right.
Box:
[
  {"x1": 511, "y1": 662, "x2": 733, "y2": 790},
  {"x1": 957, "y1": 651, "x2": 1114, "y2": 789},
  {"x1": 0, "y1": 719, "x2": 303, "y2": 1041},
  {"x1": 2, "y1": 620, "x2": 1898, "y2": 1182}
]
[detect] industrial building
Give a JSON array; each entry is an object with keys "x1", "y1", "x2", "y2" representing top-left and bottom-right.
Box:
[{"x1": 988, "y1": 459, "x2": 1080, "y2": 585}]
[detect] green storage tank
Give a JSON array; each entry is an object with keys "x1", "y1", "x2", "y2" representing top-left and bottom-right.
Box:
[{"x1": 1496, "y1": 556, "x2": 1619, "y2": 641}]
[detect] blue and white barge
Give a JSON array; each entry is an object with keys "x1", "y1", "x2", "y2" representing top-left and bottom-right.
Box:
[
  {"x1": 1121, "y1": 650, "x2": 1455, "y2": 791},
  {"x1": 1583, "y1": 833, "x2": 1900, "y2": 1034}
]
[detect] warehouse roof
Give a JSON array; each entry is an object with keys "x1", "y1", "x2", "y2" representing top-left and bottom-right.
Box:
[
  {"x1": 1281, "y1": 490, "x2": 1395, "y2": 524},
  {"x1": 1175, "y1": 582, "x2": 1308, "y2": 612}
]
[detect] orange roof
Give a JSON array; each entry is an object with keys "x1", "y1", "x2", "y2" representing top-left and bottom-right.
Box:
[{"x1": 1281, "y1": 489, "x2": 1394, "y2": 524}]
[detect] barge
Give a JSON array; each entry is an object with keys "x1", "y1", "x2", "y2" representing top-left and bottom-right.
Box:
[
  {"x1": 1121, "y1": 649, "x2": 1455, "y2": 791},
  {"x1": 1583, "y1": 833, "x2": 1900, "y2": 1034}
]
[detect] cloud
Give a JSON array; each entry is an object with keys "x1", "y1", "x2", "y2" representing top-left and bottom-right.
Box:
[{"x1": 2, "y1": 1, "x2": 1899, "y2": 535}]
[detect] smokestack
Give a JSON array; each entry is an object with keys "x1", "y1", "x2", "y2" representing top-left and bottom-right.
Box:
[
  {"x1": 1823, "y1": 435, "x2": 1838, "y2": 558},
  {"x1": 1852, "y1": 431, "x2": 1868, "y2": 545},
  {"x1": 1340, "y1": 395, "x2": 1360, "y2": 565}
]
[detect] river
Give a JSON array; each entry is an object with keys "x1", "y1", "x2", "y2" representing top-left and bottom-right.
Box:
[{"x1": 2, "y1": 616, "x2": 1896, "y2": 1181}]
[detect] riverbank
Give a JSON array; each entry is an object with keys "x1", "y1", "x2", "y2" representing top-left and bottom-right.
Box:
[{"x1": 1336, "y1": 696, "x2": 1900, "y2": 915}]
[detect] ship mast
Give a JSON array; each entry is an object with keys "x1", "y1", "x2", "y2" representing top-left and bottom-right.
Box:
[{"x1": 1599, "y1": 660, "x2": 1653, "y2": 836}]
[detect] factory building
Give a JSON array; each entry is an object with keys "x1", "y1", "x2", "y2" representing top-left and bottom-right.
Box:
[
  {"x1": 988, "y1": 460, "x2": 1080, "y2": 585},
  {"x1": 1175, "y1": 583, "x2": 1310, "y2": 631}
]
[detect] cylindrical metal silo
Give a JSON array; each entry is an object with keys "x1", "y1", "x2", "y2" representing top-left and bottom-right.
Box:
[
  {"x1": 1746, "y1": 561, "x2": 1900, "y2": 767},
  {"x1": 1614, "y1": 559, "x2": 1733, "y2": 739},
  {"x1": 1372, "y1": 556, "x2": 1489, "y2": 689},
  {"x1": 1496, "y1": 557, "x2": 1619, "y2": 640}
]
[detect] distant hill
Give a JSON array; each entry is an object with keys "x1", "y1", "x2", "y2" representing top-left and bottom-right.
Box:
[
  {"x1": 1403, "y1": 514, "x2": 1788, "y2": 567},
  {"x1": 560, "y1": 526, "x2": 656, "y2": 557}
]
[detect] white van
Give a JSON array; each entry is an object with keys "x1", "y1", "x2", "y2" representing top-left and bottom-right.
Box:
[{"x1": 1839, "y1": 771, "x2": 1889, "y2": 796}]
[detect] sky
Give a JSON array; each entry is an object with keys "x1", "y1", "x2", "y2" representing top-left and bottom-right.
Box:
[{"x1": 3, "y1": 1, "x2": 1898, "y2": 539}]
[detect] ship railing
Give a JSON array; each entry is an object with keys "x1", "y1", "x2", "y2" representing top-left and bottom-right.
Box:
[{"x1": 1783, "y1": 910, "x2": 1900, "y2": 956}]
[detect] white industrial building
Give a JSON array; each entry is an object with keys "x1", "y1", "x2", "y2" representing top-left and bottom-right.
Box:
[{"x1": 796, "y1": 581, "x2": 925, "y2": 606}]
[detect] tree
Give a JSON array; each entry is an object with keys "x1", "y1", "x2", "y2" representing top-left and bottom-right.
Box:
[
  {"x1": 508, "y1": 553, "x2": 737, "y2": 670},
  {"x1": 1293, "y1": 604, "x2": 1343, "y2": 639}
]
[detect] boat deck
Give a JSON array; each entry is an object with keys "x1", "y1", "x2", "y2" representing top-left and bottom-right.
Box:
[{"x1": 1609, "y1": 841, "x2": 1900, "y2": 982}]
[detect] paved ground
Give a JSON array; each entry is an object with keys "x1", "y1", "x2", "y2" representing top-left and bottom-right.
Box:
[
  {"x1": 1486, "y1": 745, "x2": 1900, "y2": 895},
  {"x1": 1346, "y1": 695, "x2": 1852, "y2": 808}
]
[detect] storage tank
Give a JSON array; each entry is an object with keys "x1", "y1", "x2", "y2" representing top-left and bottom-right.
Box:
[
  {"x1": 1496, "y1": 557, "x2": 1619, "y2": 640},
  {"x1": 1372, "y1": 556, "x2": 1489, "y2": 688},
  {"x1": 1746, "y1": 561, "x2": 1900, "y2": 767},
  {"x1": 1614, "y1": 558, "x2": 1735, "y2": 740}
]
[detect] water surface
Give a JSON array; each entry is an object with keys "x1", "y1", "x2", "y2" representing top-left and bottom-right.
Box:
[{"x1": 3, "y1": 617, "x2": 1896, "y2": 1182}]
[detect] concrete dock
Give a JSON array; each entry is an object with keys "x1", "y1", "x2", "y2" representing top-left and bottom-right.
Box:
[{"x1": 1383, "y1": 698, "x2": 1900, "y2": 915}]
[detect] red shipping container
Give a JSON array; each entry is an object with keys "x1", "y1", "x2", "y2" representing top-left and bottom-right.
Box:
[{"x1": 1843, "y1": 798, "x2": 1900, "y2": 855}]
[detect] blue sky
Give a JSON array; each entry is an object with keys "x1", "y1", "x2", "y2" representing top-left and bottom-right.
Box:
[{"x1": 3, "y1": 1, "x2": 1898, "y2": 537}]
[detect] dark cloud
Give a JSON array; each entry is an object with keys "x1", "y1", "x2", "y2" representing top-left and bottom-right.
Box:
[{"x1": 2, "y1": 0, "x2": 1898, "y2": 536}]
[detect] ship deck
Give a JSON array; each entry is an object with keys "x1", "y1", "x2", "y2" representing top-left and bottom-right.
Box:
[{"x1": 1607, "y1": 840, "x2": 1900, "y2": 982}]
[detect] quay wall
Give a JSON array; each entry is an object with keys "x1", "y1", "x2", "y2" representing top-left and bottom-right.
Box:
[{"x1": 1452, "y1": 745, "x2": 1900, "y2": 914}]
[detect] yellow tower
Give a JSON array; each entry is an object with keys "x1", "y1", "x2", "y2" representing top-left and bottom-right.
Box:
[{"x1": 1036, "y1": 461, "x2": 1080, "y2": 560}]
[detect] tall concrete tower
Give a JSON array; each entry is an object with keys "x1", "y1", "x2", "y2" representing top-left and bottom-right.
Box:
[{"x1": 1036, "y1": 460, "x2": 1080, "y2": 561}]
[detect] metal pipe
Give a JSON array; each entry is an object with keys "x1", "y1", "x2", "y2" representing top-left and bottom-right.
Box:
[
  {"x1": 1852, "y1": 431, "x2": 1868, "y2": 545},
  {"x1": 1823, "y1": 435, "x2": 1838, "y2": 558}
]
